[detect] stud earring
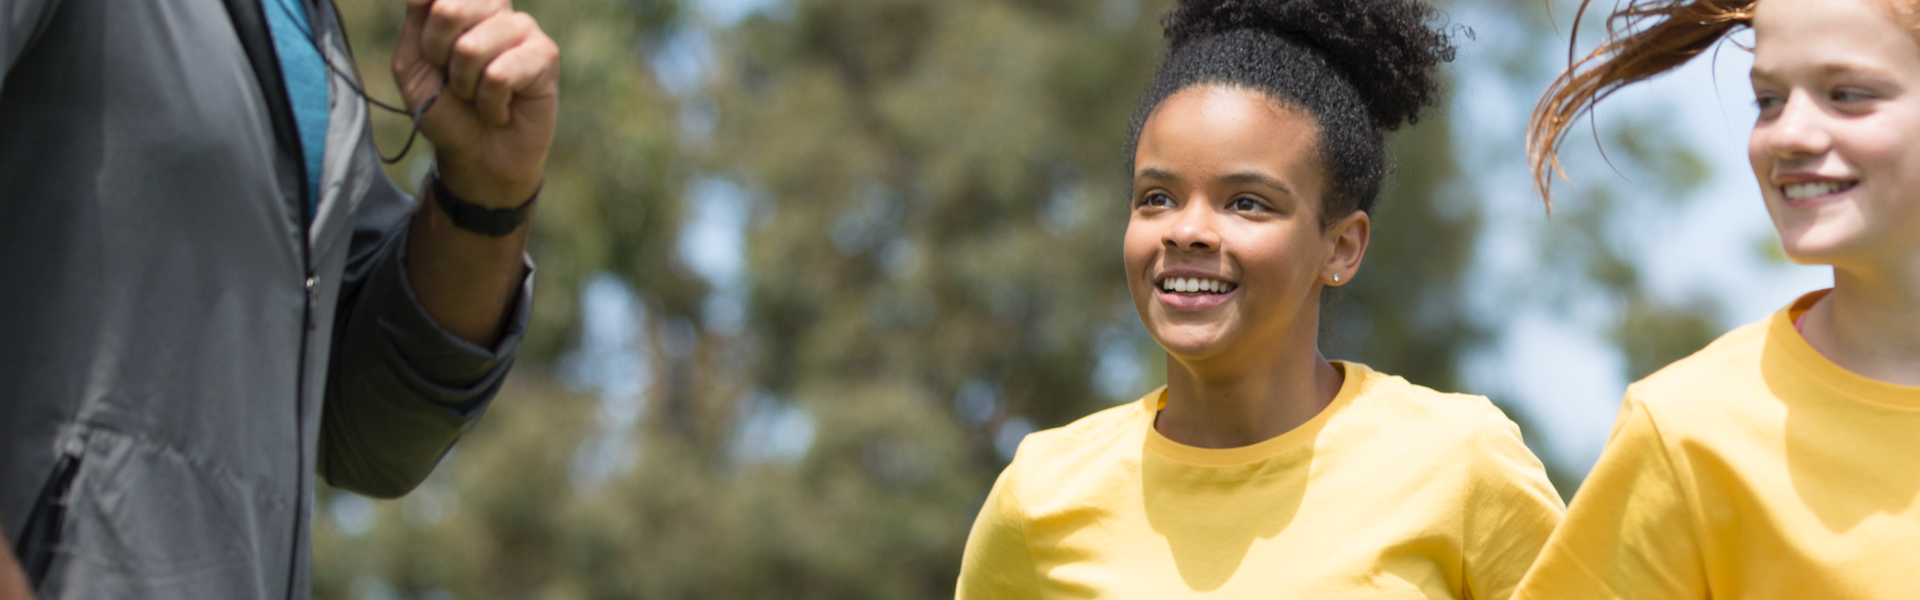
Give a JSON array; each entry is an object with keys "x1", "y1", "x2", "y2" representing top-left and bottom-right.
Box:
[{"x1": 1332, "y1": 273, "x2": 1341, "y2": 283}]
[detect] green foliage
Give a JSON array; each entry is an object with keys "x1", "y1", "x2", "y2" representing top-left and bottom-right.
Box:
[
  {"x1": 1614, "y1": 297, "x2": 1721, "y2": 382},
  {"x1": 1326, "y1": 103, "x2": 1485, "y2": 392},
  {"x1": 1543, "y1": 100, "x2": 1722, "y2": 384},
  {"x1": 709, "y1": 0, "x2": 1161, "y2": 440}
]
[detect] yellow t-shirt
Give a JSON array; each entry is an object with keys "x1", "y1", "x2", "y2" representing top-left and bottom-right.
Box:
[
  {"x1": 1514, "y1": 290, "x2": 1920, "y2": 599},
  {"x1": 957, "y1": 361, "x2": 1565, "y2": 599}
]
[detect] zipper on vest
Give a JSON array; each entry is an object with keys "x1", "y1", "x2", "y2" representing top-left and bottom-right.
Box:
[{"x1": 15, "y1": 451, "x2": 82, "y2": 589}]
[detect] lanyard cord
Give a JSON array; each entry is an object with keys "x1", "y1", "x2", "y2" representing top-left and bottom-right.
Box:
[{"x1": 268, "y1": 0, "x2": 444, "y2": 164}]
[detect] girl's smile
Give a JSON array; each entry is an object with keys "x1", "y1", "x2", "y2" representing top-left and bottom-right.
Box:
[
  {"x1": 1153, "y1": 269, "x2": 1240, "y2": 312},
  {"x1": 1776, "y1": 176, "x2": 1858, "y2": 207}
]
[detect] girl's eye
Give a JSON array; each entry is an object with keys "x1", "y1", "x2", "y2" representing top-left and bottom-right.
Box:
[
  {"x1": 1228, "y1": 197, "x2": 1266, "y2": 212},
  {"x1": 1139, "y1": 192, "x2": 1175, "y2": 208},
  {"x1": 1831, "y1": 88, "x2": 1873, "y2": 103},
  {"x1": 1754, "y1": 93, "x2": 1785, "y2": 112}
]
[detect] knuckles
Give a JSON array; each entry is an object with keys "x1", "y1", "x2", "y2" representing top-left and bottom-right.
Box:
[
  {"x1": 427, "y1": 0, "x2": 510, "y2": 32},
  {"x1": 418, "y1": 1, "x2": 559, "y2": 100},
  {"x1": 505, "y1": 11, "x2": 538, "y2": 33},
  {"x1": 451, "y1": 36, "x2": 484, "y2": 63},
  {"x1": 450, "y1": 11, "x2": 548, "y2": 66},
  {"x1": 427, "y1": 0, "x2": 473, "y2": 28},
  {"x1": 482, "y1": 61, "x2": 514, "y2": 89}
]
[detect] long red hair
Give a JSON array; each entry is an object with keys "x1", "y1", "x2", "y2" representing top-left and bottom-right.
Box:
[{"x1": 1528, "y1": 0, "x2": 1758, "y2": 209}]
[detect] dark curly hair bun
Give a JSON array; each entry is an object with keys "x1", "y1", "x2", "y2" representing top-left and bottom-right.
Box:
[
  {"x1": 1126, "y1": 0, "x2": 1456, "y2": 223},
  {"x1": 1162, "y1": 0, "x2": 1453, "y2": 131}
]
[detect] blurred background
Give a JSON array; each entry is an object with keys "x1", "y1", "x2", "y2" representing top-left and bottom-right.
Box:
[{"x1": 312, "y1": 0, "x2": 1831, "y2": 597}]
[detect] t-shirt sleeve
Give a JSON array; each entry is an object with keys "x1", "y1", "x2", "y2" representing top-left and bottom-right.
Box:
[
  {"x1": 957, "y1": 464, "x2": 1042, "y2": 600},
  {"x1": 1462, "y1": 403, "x2": 1567, "y2": 600},
  {"x1": 1512, "y1": 391, "x2": 1707, "y2": 600}
]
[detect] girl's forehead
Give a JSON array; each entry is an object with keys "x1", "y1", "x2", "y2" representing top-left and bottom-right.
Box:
[
  {"x1": 1753, "y1": 0, "x2": 1920, "y2": 67},
  {"x1": 1755, "y1": 0, "x2": 1911, "y2": 31}
]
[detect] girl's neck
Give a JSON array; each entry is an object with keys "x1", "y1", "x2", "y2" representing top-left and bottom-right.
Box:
[
  {"x1": 1155, "y1": 350, "x2": 1345, "y2": 449},
  {"x1": 1802, "y1": 263, "x2": 1920, "y2": 385}
]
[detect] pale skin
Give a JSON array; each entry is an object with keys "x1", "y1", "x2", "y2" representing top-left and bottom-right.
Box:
[
  {"x1": 1127, "y1": 85, "x2": 1371, "y2": 449},
  {"x1": 0, "y1": 0, "x2": 558, "y2": 593},
  {"x1": 1749, "y1": 0, "x2": 1920, "y2": 385}
]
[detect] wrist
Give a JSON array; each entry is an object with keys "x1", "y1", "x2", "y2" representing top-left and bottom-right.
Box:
[
  {"x1": 432, "y1": 153, "x2": 545, "y2": 210},
  {"x1": 427, "y1": 167, "x2": 538, "y2": 237}
]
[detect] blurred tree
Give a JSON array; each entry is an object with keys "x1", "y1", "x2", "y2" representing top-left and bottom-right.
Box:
[{"x1": 309, "y1": 0, "x2": 1727, "y2": 597}]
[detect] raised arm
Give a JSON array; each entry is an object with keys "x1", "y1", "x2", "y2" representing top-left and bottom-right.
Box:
[
  {"x1": 394, "y1": 0, "x2": 556, "y2": 347},
  {"x1": 316, "y1": 0, "x2": 556, "y2": 498}
]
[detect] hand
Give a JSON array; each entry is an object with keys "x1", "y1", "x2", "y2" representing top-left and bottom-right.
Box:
[
  {"x1": 0, "y1": 525, "x2": 32, "y2": 600},
  {"x1": 393, "y1": 0, "x2": 559, "y2": 208}
]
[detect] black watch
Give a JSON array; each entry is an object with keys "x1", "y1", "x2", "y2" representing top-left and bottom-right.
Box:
[{"x1": 427, "y1": 169, "x2": 537, "y2": 237}]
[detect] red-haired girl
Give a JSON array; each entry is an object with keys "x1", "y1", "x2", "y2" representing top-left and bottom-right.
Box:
[{"x1": 1520, "y1": 0, "x2": 1920, "y2": 596}]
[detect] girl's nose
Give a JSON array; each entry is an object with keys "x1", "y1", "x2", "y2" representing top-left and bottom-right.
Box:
[
  {"x1": 1764, "y1": 90, "x2": 1835, "y2": 161},
  {"x1": 1164, "y1": 201, "x2": 1222, "y2": 252}
]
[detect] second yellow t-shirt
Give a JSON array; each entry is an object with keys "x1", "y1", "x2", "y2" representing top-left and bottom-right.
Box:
[
  {"x1": 1515, "y1": 291, "x2": 1920, "y2": 599},
  {"x1": 958, "y1": 361, "x2": 1565, "y2": 599}
]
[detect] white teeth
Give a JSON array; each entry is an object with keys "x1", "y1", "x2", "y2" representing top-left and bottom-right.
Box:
[
  {"x1": 1160, "y1": 277, "x2": 1232, "y2": 293},
  {"x1": 1783, "y1": 181, "x2": 1852, "y2": 201}
]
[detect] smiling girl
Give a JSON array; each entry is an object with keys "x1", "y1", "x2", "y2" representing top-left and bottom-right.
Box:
[
  {"x1": 954, "y1": 1, "x2": 1565, "y2": 597},
  {"x1": 1516, "y1": 0, "x2": 1920, "y2": 597}
]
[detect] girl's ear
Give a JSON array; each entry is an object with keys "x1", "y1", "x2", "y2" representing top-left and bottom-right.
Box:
[{"x1": 1322, "y1": 210, "x2": 1370, "y2": 287}]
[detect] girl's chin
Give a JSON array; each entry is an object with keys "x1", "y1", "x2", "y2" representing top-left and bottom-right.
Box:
[
  {"x1": 1148, "y1": 325, "x2": 1236, "y2": 360},
  {"x1": 1777, "y1": 225, "x2": 1872, "y2": 265}
]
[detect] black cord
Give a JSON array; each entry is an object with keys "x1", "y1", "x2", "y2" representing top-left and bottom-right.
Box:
[{"x1": 271, "y1": 0, "x2": 443, "y2": 164}]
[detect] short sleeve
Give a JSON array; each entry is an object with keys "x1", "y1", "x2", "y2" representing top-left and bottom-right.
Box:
[
  {"x1": 1512, "y1": 391, "x2": 1707, "y2": 600},
  {"x1": 956, "y1": 464, "x2": 1042, "y2": 600},
  {"x1": 1462, "y1": 404, "x2": 1567, "y2": 600}
]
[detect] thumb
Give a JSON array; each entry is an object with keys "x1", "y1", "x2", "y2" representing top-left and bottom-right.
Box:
[{"x1": 392, "y1": 0, "x2": 443, "y2": 111}]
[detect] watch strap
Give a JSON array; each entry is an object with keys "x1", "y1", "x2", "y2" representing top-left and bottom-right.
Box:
[{"x1": 428, "y1": 171, "x2": 536, "y2": 237}]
